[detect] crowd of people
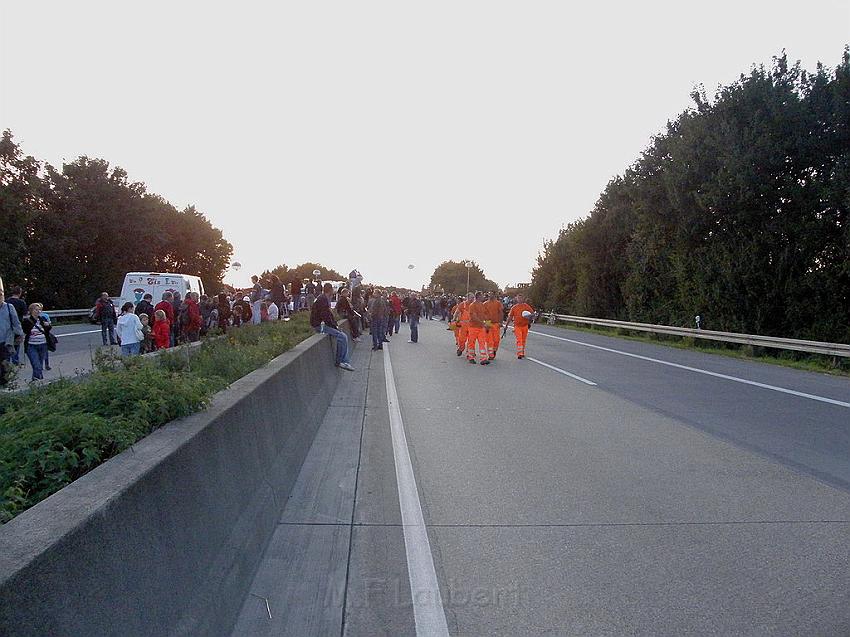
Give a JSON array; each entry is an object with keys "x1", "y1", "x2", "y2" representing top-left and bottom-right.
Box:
[
  {"x1": 447, "y1": 292, "x2": 535, "y2": 364},
  {"x1": 1, "y1": 269, "x2": 537, "y2": 386}
]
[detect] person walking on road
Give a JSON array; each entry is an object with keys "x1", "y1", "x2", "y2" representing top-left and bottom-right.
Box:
[
  {"x1": 311, "y1": 283, "x2": 355, "y2": 371},
  {"x1": 466, "y1": 292, "x2": 490, "y2": 365},
  {"x1": 451, "y1": 293, "x2": 473, "y2": 357},
  {"x1": 0, "y1": 284, "x2": 23, "y2": 386},
  {"x1": 21, "y1": 303, "x2": 52, "y2": 382},
  {"x1": 368, "y1": 289, "x2": 387, "y2": 350},
  {"x1": 506, "y1": 294, "x2": 535, "y2": 359},
  {"x1": 7, "y1": 286, "x2": 26, "y2": 365},
  {"x1": 389, "y1": 292, "x2": 402, "y2": 335},
  {"x1": 116, "y1": 302, "x2": 144, "y2": 356},
  {"x1": 407, "y1": 292, "x2": 423, "y2": 343},
  {"x1": 483, "y1": 292, "x2": 504, "y2": 360},
  {"x1": 95, "y1": 292, "x2": 118, "y2": 346}
]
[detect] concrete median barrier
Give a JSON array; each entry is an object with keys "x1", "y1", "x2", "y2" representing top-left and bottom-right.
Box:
[{"x1": 0, "y1": 326, "x2": 348, "y2": 637}]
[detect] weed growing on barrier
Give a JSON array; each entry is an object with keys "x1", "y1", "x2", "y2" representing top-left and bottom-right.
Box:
[{"x1": 0, "y1": 315, "x2": 315, "y2": 523}]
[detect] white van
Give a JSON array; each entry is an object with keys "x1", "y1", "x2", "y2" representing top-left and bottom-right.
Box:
[{"x1": 119, "y1": 272, "x2": 205, "y2": 307}]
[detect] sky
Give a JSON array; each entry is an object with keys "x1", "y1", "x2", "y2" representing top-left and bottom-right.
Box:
[{"x1": 2, "y1": 1, "x2": 848, "y2": 290}]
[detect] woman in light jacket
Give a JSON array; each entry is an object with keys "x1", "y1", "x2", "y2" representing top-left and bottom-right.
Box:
[
  {"x1": 116, "y1": 302, "x2": 144, "y2": 356},
  {"x1": 21, "y1": 303, "x2": 52, "y2": 381}
]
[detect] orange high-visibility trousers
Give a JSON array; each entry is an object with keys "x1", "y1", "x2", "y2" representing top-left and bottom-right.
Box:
[
  {"x1": 456, "y1": 324, "x2": 468, "y2": 351},
  {"x1": 467, "y1": 327, "x2": 489, "y2": 362},
  {"x1": 487, "y1": 324, "x2": 501, "y2": 357},
  {"x1": 515, "y1": 325, "x2": 529, "y2": 356}
]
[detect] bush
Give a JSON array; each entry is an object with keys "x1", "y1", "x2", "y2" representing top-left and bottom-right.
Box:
[{"x1": 0, "y1": 315, "x2": 314, "y2": 523}]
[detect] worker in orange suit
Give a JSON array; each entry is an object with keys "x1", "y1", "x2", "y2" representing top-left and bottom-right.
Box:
[
  {"x1": 452, "y1": 293, "x2": 473, "y2": 356},
  {"x1": 483, "y1": 292, "x2": 504, "y2": 360},
  {"x1": 466, "y1": 292, "x2": 490, "y2": 365},
  {"x1": 505, "y1": 294, "x2": 535, "y2": 359}
]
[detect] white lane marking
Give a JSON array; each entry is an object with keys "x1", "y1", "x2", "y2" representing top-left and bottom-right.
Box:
[
  {"x1": 54, "y1": 329, "x2": 100, "y2": 337},
  {"x1": 528, "y1": 328, "x2": 850, "y2": 409},
  {"x1": 526, "y1": 357, "x2": 597, "y2": 386},
  {"x1": 382, "y1": 346, "x2": 450, "y2": 637}
]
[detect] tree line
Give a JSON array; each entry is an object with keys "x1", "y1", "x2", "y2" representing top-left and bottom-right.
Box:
[
  {"x1": 529, "y1": 49, "x2": 850, "y2": 343},
  {"x1": 0, "y1": 131, "x2": 233, "y2": 309}
]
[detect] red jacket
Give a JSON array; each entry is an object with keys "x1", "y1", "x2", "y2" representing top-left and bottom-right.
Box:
[
  {"x1": 183, "y1": 299, "x2": 202, "y2": 332},
  {"x1": 154, "y1": 300, "x2": 174, "y2": 324},
  {"x1": 390, "y1": 294, "x2": 402, "y2": 314},
  {"x1": 152, "y1": 320, "x2": 171, "y2": 349}
]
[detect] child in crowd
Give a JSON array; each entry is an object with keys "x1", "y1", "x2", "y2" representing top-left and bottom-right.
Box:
[
  {"x1": 152, "y1": 309, "x2": 171, "y2": 350},
  {"x1": 260, "y1": 301, "x2": 269, "y2": 323},
  {"x1": 139, "y1": 314, "x2": 153, "y2": 354}
]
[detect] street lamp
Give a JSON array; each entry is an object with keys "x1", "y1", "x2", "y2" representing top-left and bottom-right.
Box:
[{"x1": 464, "y1": 261, "x2": 473, "y2": 295}]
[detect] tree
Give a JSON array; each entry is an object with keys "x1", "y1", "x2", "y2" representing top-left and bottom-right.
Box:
[
  {"x1": 0, "y1": 130, "x2": 44, "y2": 291},
  {"x1": 428, "y1": 260, "x2": 499, "y2": 295},
  {"x1": 17, "y1": 150, "x2": 232, "y2": 308},
  {"x1": 529, "y1": 48, "x2": 850, "y2": 343},
  {"x1": 261, "y1": 262, "x2": 345, "y2": 285}
]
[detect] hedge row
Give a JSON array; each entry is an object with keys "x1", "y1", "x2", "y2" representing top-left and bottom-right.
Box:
[{"x1": 0, "y1": 316, "x2": 315, "y2": 523}]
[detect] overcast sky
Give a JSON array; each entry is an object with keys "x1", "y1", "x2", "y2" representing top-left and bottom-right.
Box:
[{"x1": 2, "y1": 1, "x2": 848, "y2": 290}]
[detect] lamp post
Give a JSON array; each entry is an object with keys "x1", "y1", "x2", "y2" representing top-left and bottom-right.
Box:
[{"x1": 464, "y1": 261, "x2": 473, "y2": 295}]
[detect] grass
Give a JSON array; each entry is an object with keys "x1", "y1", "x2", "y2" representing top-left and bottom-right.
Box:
[
  {"x1": 0, "y1": 315, "x2": 315, "y2": 523},
  {"x1": 549, "y1": 321, "x2": 850, "y2": 377}
]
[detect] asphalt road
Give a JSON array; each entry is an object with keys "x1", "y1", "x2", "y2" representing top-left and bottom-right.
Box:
[
  {"x1": 232, "y1": 318, "x2": 850, "y2": 636},
  {"x1": 9, "y1": 323, "x2": 105, "y2": 386}
]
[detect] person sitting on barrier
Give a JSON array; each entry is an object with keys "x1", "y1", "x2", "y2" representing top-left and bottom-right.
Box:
[{"x1": 311, "y1": 282, "x2": 355, "y2": 371}]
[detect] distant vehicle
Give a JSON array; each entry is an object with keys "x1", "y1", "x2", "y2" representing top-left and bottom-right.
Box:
[{"x1": 118, "y1": 272, "x2": 205, "y2": 308}]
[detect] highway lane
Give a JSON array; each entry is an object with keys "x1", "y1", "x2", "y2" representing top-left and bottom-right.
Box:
[
  {"x1": 345, "y1": 319, "x2": 850, "y2": 635},
  {"x1": 12, "y1": 323, "x2": 105, "y2": 385},
  {"x1": 523, "y1": 323, "x2": 850, "y2": 490},
  {"x1": 221, "y1": 318, "x2": 850, "y2": 635}
]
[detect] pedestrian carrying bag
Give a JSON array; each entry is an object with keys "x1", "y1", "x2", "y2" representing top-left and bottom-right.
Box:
[{"x1": 46, "y1": 329, "x2": 58, "y2": 352}]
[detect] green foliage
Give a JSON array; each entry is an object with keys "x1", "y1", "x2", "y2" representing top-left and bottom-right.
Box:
[
  {"x1": 429, "y1": 260, "x2": 500, "y2": 295},
  {"x1": 0, "y1": 316, "x2": 313, "y2": 523},
  {"x1": 0, "y1": 130, "x2": 42, "y2": 288},
  {"x1": 261, "y1": 262, "x2": 345, "y2": 284},
  {"x1": 530, "y1": 49, "x2": 850, "y2": 344},
  {"x1": 0, "y1": 135, "x2": 234, "y2": 308}
]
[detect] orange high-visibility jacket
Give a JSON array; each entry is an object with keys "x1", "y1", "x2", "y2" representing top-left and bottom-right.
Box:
[
  {"x1": 468, "y1": 301, "x2": 487, "y2": 328},
  {"x1": 454, "y1": 301, "x2": 471, "y2": 322},
  {"x1": 483, "y1": 299, "x2": 503, "y2": 324},
  {"x1": 508, "y1": 303, "x2": 535, "y2": 328}
]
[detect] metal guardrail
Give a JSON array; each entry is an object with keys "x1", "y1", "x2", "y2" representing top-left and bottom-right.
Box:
[
  {"x1": 546, "y1": 313, "x2": 850, "y2": 358},
  {"x1": 46, "y1": 309, "x2": 91, "y2": 318}
]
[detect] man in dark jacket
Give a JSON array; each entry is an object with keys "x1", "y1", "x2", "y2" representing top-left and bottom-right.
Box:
[
  {"x1": 407, "y1": 293, "x2": 423, "y2": 343},
  {"x1": 135, "y1": 294, "x2": 156, "y2": 323},
  {"x1": 171, "y1": 292, "x2": 182, "y2": 346},
  {"x1": 310, "y1": 283, "x2": 354, "y2": 371},
  {"x1": 7, "y1": 286, "x2": 27, "y2": 363},
  {"x1": 95, "y1": 292, "x2": 117, "y2": 346},
  {"x1": 0, "y1": 282, "x2": 24, "y2": 385}
]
